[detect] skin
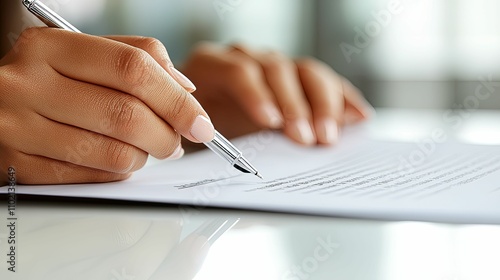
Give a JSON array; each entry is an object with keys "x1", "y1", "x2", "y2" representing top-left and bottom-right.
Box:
[
  {"x1": 0, "y1": 28, "x2": 373, "y2": 185},
  {"x1": 0, "y1": 29, "x2": 211, "y2": 184},
  {"x1": 182, "y1": 43, "x2": 374, "y2": 144}
]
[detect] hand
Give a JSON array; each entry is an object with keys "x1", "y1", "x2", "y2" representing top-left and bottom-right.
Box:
[
  {"x1": 181, "y1": 42, "x2": 374, "y2": 145},
  {"x1": 0, "y1": 28, "x2": 215, "y2": 185}
]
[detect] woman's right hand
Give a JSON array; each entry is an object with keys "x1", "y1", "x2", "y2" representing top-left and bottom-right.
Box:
[{"x1": 0, "y1": 28, "x2": 215, "y2": 185}]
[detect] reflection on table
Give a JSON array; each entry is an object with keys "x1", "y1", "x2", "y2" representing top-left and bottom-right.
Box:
[{"x1": 0, "y1": 200, "x2": 499, "y2": 280}]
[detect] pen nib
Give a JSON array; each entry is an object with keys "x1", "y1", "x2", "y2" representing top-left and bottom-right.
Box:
[{"x1": 255, "y1": 172, "x2": 263, "y2": 180}]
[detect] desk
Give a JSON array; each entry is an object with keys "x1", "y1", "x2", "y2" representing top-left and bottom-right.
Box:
[{"x1": 1, "y1": 109, "x2": 499, "y2": 280}]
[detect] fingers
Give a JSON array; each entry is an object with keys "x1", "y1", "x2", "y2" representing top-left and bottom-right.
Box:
[
  {"x1": 0, "y1": 106, "x2": 181, "y2": 185},
  {"x1": 5, "y1": 151, "x2": 131, "y2": 185},
  {"x1": 296, "y1": 58, "x2": 345, "y2": 145},
  {"x1": 2, "y1": 108, "x2": 153, "y2": 176},
  {"x1": 341, "y1": 77, "x2": 376, "y2": 124},
  {"x1": 186, "y1": 43, "x2": 284, "y2": 130},
  {"x1": 26, "y1": 28, "x2": 214, "y2": 143},
  {"x1": 231, "y1": 46, "x2": 374, "y2": 146},
  {"x1": 230, "y1": 47, "x2": 316, "y2": 144},
  {"x1": 18, "y1": 114, "x2": 149, "y2": 174},
  {"x1": 30, "y1": 74, "x2": 182, "y2": 160},
  {"x1": 2, "y1": 29, "x2": 214, "y2": 185},
  {"x1": 232, "y1": 45, "x2": 318, "y2": 145},
  {"x1": 105, "y1": 36, "x2": 196, "y2": 93}
]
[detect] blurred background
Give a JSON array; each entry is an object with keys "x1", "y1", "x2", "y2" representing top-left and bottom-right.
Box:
[{"x1": 13, "y1": 0, "x2": 500, "y2": 109}]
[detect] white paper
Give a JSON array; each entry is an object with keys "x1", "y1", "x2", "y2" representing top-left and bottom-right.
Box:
[{"x1": 2, "y1": 127, "x2": 500, "y2": 223}]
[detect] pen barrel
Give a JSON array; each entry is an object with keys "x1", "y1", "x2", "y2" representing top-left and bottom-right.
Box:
[
  {"x1": 23, "y1": 0, "x2": 81, "y2": 32},
  {"x1": 21, "y1": 0, "x2": 261, "y2": 177},
  {"x1": 204, "y1": 131, "x2": 242, "y2": 166}
]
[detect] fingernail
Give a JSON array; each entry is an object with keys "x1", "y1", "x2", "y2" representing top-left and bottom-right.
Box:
[
  {"x1": 294, "y1": 119, "x2": 315, "y2": 145},
  {"x1": 190, "y1": 115, "x2": 215, "y2": 143},
  {"x1": 122, "y1": 156, "x2": 136, "y2": 173},
  {"x1": 261, "y1": 104, "x2": 284, "y2": 129},
  {"x1": 320, "y1": 119, "x2": 339, "y2": 144},
  {"x1": 170, "y1": 66, "x2": 196, "y2": 92},
  {"x1": 167, "y1": 144, "x2": 184, "y2": 160}
]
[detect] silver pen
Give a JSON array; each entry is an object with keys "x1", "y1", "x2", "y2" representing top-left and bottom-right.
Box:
[{"x1": 22, "y1": 0, "x2": 263, "y2": 179}]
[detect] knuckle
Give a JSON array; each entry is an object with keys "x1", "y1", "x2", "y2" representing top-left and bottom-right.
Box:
[
  {"x1": 14, "y1": 28, "x2": 45, "y2": 52},
  {"x1": 105, "y1": 141, "x2": 136, "y2": 173},
  {"x1": 281, "y1": 102, "x2": 311, "y2": 121},
  {"x1": 141, "y1": 37, "x2": 166, "y2": 55},
  {"x1": 107, "y1": 97, "x2": 146, "y2": 137},
  {"x1": 165, "y1": 91, "x2": 190, "y2": 120},
  {"x1": 296, "y1": 57, "x2": 317, "y2": 67},
  {"x1": 263, "y1": 52, "x2": 294, "y2": 74},
  {"x1": 282, "y1": 107, "x2": 304, "y2": 121},
  {"x1": 296, "y1": 57, "x2": 323, "y2": 73},
  {"x1": 227, "y1": 57, "x2": 260, "y2": 81},
  {"x1": 116, "y1": 47, "x2": 151, "y2": 89},
  {"x1": 156, "y1": 135, "x2": 181, "y2": 160},
  {"x1": 20, "y1": 27, "x2": 39, "y2": 38},
  {"x1": 19, "y1": 27, "x2": 44, "y2": 42}
]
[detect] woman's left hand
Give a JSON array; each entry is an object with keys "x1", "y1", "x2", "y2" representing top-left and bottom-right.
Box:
[{"x1": 181, "y1": 42, "x2": 375, "y2": 145}]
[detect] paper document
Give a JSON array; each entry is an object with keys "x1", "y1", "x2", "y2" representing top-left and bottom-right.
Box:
[{"x1": 2, "y1": 128, "x2": 500, "y2": 223}]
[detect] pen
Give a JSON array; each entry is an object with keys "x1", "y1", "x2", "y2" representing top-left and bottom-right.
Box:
[
  {"x1": 149, "y1": 218, "x2": 240, "y2": 278},
  {"x1": 190, "y1": 217, "x2": 240, "y2": 245},
  {"x1": 22, "y1": 0, "x2": 263, "y2": 179}
]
